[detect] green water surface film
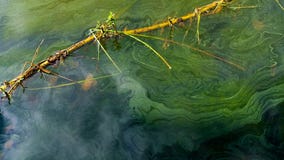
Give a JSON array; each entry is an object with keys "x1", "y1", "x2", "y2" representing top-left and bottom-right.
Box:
[{"x1": 0, "y1": 0, "x2": 284, "y2": 159}]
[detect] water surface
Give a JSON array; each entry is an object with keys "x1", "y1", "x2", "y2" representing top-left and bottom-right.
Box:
[{"x1": 0, "y1": 0, "x2": 284, "y2": 159}]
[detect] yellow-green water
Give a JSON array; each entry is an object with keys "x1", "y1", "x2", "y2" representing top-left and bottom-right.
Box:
[{"x1": 0, "y1": 0, "x2": 284, "y2": 159}]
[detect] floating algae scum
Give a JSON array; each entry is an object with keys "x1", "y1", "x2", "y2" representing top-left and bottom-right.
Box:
[
  {"x1": 1, "y1": 0, "x2": 284, "y2": 159},
  {"x1": 0, "y1": 0, "x2": 248, "y2": 104}
]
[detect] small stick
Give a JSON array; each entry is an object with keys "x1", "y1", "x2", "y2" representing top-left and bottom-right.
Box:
[{"x1": 195, "y1": 8, "x2": 201, "y2": 44}]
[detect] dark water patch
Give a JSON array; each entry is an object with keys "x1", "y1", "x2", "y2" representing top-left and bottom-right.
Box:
[
  {"x1": 150, "y1": 103, "x2": 284, "y2": 160},
  {"x1": 263, "y1": 102, "x2": 284, "y2": 146},
  {"x1": 0, "y1": 113, "x2": 5, "y2": 153}
]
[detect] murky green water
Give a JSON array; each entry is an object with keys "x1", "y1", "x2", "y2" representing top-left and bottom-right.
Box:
[{"x1": 0, "y1": 0, "x2": 284, "y2": 159}]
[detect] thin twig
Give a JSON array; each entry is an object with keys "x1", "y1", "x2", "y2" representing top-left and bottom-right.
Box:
[{"x1": 124, "y1": 33, "x2": 172, "y2": 69}]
